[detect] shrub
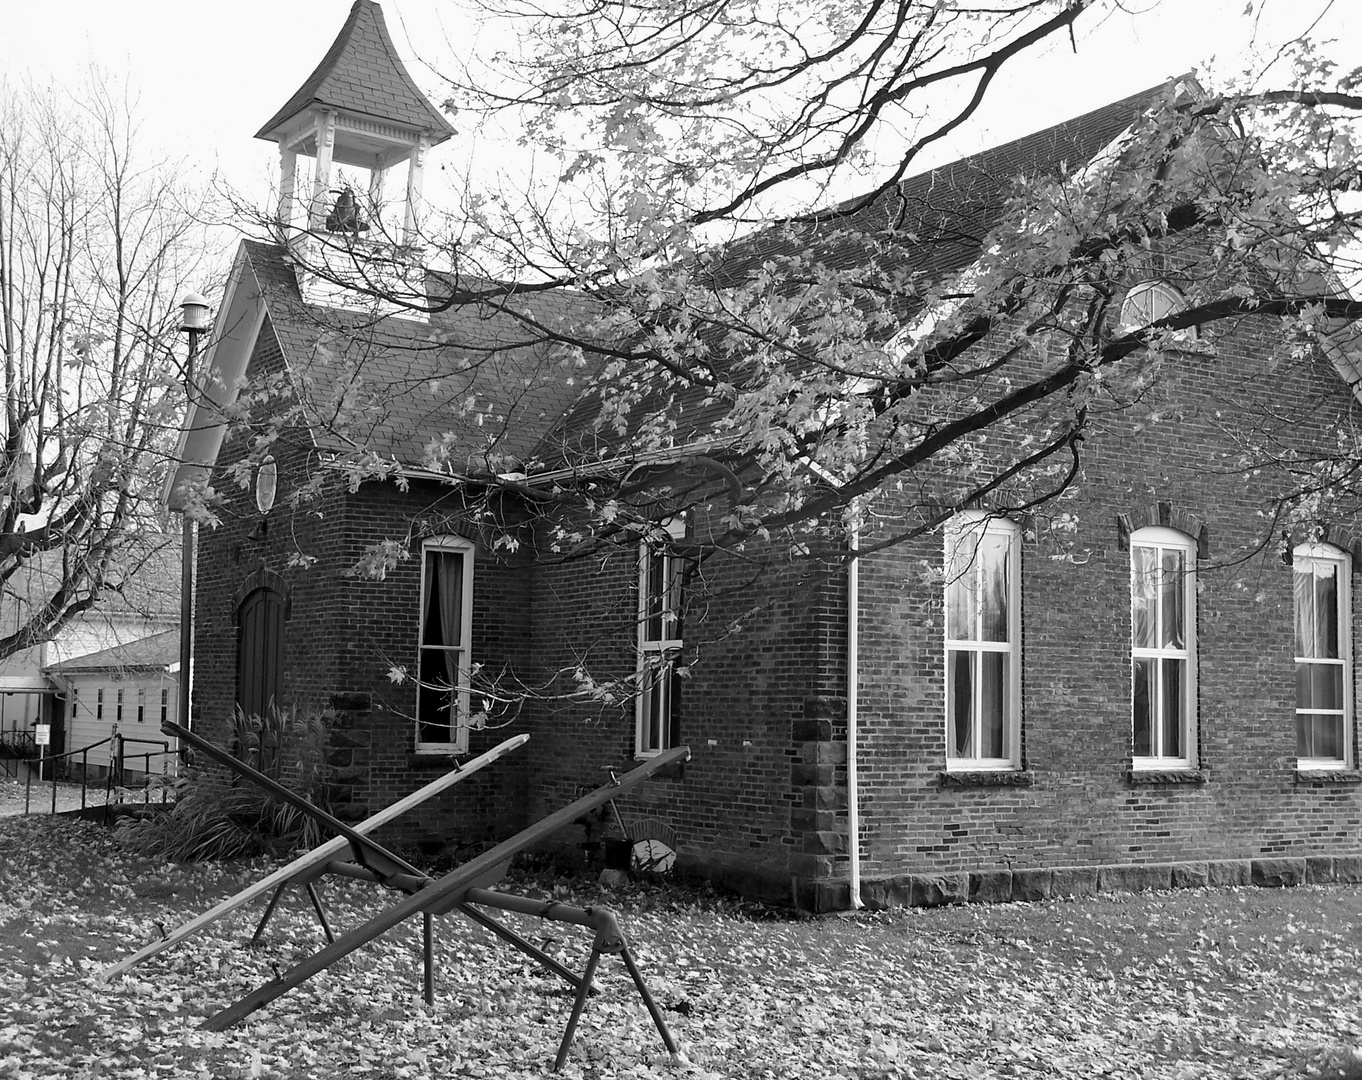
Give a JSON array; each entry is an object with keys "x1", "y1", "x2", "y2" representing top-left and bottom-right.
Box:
[{"x1": 117, "y1": 706, "x2": 334, "y2": 861}]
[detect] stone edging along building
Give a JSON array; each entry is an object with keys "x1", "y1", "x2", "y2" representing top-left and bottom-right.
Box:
[{"x1": 167, "y1": 0, "x2": 1362, "y2": 910}]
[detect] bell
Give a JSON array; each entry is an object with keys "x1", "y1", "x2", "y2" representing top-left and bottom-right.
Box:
[{"x1": 325, "y1": 189, "x2": 369, "y2": 234}]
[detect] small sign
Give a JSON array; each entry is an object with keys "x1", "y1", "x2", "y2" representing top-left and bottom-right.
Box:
[{"x1": 34, "y1": 724, "x2": 50, "y2": 747}]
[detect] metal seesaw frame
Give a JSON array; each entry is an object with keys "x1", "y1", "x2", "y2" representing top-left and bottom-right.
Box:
[
  {"x1": 115, "y1": 720, "x2": 690, "y2": 1069},
  {"x1": 100, "y1": 731, "x2": 528, "y2": 983}
]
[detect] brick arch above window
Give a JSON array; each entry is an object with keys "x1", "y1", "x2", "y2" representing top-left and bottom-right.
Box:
[
  {"x1": 1116, "y1": 503, "x2": 1209, "y2": 560},
  {"x1": 1282, "y1": 525, "x2": 1362, "y2": 567}
]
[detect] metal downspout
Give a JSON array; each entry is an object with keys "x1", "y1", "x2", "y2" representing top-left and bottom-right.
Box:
[{"x1": 847, "y1": 512, "x2": 863, "y2": 909}]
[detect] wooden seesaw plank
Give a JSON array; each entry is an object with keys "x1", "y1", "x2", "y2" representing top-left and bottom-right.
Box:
[
  {"x1": 203, "y1": 744, "x2": 691, "y2": 1031},
  {"x1": 99, "y1": 733, "x2": 529, "y2": 982}
]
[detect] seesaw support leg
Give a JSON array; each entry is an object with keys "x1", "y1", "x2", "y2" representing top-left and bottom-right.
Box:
[
  {"x1": 305, "y1": 882, "x2": 335, "y2": 945},
  {"x1": 423, "y1": 913, "x2": 434, "y2": 1005},
  {"x1": 620, "y1": 943, "x2": 680, "y2": 1056},
  {"x1": 554, "y1": 937, "x2": 606, "y2": 1071},
  {"x1": 251, "y1": 884, "x2": 288, "y2": 944}
]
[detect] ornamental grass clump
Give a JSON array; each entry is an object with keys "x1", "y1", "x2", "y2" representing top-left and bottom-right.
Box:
[{"x1": 118, "y1": 706, "x2": 333, "y2": 861}]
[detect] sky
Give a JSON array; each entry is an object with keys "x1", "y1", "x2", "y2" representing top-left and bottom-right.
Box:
[{"x1": 1, "y1": 0, "x2": 1355, "y2": 275}]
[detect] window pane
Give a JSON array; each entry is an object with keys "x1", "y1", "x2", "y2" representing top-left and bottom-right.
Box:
[
  {"x1": 1132, "y1": 547, "x2": 1156, "y2": 650},
  {"x1": 422, "y1": 552, "x2": 464, "y2": 649},
  {"x1": 947, "y1": 650, "x2": 974, "y2": 758},
  {"x1": 1315, "y1": 565, "x2": 1339, "y2": 659},
  {"x1": 417, "y1": 647, "x2": 454, "y2": 744},
  {"x1": 1160, "y1": 657, "x2": 1183, "y2": 758},
  {"x1": 979, "y1": 652, "x2": 1006, "y2": 758},
  {"x1": 645, "y1": 550, "x2": 666, "y2": 641},
  {"x1": 1160, "y1": 548, "x2": 1184, "y2": 650},
  {"x1": 945, "y1": 533, "x2": 976, "y2": 640},
  {"x1": 1132, "y1": 658, "x2": 1153, "y2": 756},
  {"x1": 1294, "y1": 567, "x2": 1315, "y2": 658},
  {"x1": 1296, "y1": 662, "x2": 1344, "y2": 711},
  {"x1": 1298, "y1": 712, "x2": 1344, "y2": 759},
  {"x1": 1296, "y1": 562, "x2": 1341, "y2": 659},
  {"x1": 979, "y1": 533, "x2": 1010, "y2": 642}
]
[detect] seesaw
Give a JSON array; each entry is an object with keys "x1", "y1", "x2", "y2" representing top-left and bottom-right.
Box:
[
  {"x1": 99, "y1": 732, "x2": 529, "y2": 982},
  {"x1": 112, "y1": 719, "x2": 690, "y2": 1069}
]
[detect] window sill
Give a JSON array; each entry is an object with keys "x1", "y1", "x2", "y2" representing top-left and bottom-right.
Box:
[
  {"x1": 1295, "y1": 769, "x2": 1362, "y2": 785},
  {"x1": 1126, "y1": 768, "x2": 1208, "y2": 786},
  {"x1": 938, "y1": 769, "x2": 1034, "y2": 788}
]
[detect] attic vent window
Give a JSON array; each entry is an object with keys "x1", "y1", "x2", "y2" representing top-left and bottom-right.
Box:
[{"x1": 1120, "y1": 281, "x2": 1198, "y2": 341}]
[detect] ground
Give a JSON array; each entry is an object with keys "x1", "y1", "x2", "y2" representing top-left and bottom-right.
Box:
[
  {"x1": 0, "y1": 773, "x2": 134, "y2": 817},
  {"x1": 1, "y1": 815, "x2": 1361, "y2": 1079}
]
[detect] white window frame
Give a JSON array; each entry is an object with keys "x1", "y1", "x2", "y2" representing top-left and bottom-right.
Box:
[
  {"x1": 96, "y1": 689, "x2": 104, "y2": 721},
  {"x1": 1294, "y1": 543, "x2": 1352, "y2": 770},
  {"x1": 943, "y1": 512, "x2": 1022, "y2": 770},
  {"x1": 1120, "y1": 281, "x2": 1198, "y2": 342},
  {"x1": 1130, "y1": 526, "x2": 1198, "y2": 769},
  {"x1": 415, "y1": 537, "x2": 475, "y2": 754},
  {"x1": 116, "y1": 688, "x2": 124, "y2": 725},
  {"x1": 636, "y1": 519, "x2": 687, "y2": 759},
  {"x1": 137, "y1": 687, "x2": 146, "y2": 723}
]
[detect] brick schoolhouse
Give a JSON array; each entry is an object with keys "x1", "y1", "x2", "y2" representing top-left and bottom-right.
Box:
[{"x1": 168, "y1": 0, "x2": 1362, "y2": 910}]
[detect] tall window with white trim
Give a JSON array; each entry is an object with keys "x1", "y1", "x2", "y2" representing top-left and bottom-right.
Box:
[
  {"x1": 416, "y1": 538, "x2": 475, "y2": 753},
  {"x1": 944, "y1": 513, "x2": 1022, "y2": 768},
  {"x1": 1130, "y1": 527, "x2": 1197, "y2": 766},
  {"x1": 636, "y1": 524, "x2": 687, "y2": 757},
  {"x1": 1294, "y1": 544, "x2": 1352, "y2": 767}
]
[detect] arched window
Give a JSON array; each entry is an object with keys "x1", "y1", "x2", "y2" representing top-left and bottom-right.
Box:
[
  {"x1": 1294, "y1": 543, "x2": 1352, "y2": 768},
  {"x1": 637, "y1": 518, "x2": 688, "y2": 758},
  {"x1": 1130, "y1": 526, "x2": 1197, "y2": 767},
  {"x1": 944, "y1": 513, "x2": 1022, "y2": 769},
  {"x1": 1120, "y1": 281, "x2": 1198, "y2": 341},
  {"x1": 416, "y1": 537, "x2": 475, "y2": 753}
]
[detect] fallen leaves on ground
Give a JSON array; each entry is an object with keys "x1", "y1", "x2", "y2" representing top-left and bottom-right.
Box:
[{"x1": 1, "y1": 815, "x2": 1360, "y2": 1079}]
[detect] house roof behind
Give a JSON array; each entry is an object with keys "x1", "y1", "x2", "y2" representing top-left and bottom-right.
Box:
[
  {"x1": 255, "y1": 0, "x2": 456, "y2": 143},
  {"x1": 44, "y1": 630, "x2": 179, "y2": 675}
]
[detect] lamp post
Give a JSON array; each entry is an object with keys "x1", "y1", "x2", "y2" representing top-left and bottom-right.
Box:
[{"x1": 176, "y1": 293, "x2": 210, "y2": 742}]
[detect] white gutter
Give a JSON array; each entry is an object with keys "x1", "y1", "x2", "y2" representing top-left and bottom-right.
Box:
[{"x1": 846, "y1": 503, "x2": 863, "y2": 909}]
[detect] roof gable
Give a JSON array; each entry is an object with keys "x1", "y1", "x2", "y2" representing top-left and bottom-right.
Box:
[
  {"x1": 170, "y1": 241, "x2": 598, "y2": 491},
  {"x1": 256, "y1": 1, "x2": 455, "y2": 143}
]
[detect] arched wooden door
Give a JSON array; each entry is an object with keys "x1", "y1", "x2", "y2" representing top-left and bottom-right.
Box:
[{"x1": 235, "y1": 571, "x2": 289, "y2": 721}]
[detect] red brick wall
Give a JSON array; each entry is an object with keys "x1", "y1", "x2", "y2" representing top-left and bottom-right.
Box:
[
  {"x1": 193, "y1": 299, "x2": 1362, "y2": 910},
  {"x1": 848, "y1": 311, "x2": 1362, "y2": 898}
]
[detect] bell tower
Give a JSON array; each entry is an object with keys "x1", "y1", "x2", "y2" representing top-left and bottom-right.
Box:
[{"x1": 254, "y1": 0, "x2": 456, "y2": 309}]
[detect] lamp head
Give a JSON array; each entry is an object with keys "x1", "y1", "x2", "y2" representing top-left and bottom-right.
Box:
[{"x1": 179, "y1": 293, "x2": 211, "y2": 334}]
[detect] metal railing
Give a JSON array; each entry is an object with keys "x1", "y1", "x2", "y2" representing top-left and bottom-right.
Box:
[
  {"x1": 23, "y1": 736, "x2": 114, "y2": 817},
  {"x1": 115, "y1": 735, "x2": 178, "y2": 808},
  {"x1": 0, "y1": 729, "x2": 38, "y2": 779},
  {"x1": 21, "y1": 733, "x2": 179, "y2": 821}
]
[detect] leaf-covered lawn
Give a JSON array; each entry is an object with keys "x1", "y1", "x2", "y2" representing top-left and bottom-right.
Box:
[{"x1": 2, "y1": 816, "x2": 1361, "y2": 1079}]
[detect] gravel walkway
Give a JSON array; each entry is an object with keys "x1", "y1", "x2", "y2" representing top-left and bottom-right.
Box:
[{"x1": 0, "y1": 771, "x2": 115, "y2": 816}]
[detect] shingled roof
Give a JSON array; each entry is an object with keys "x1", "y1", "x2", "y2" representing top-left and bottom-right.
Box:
[
  {"x1": 240, "y1": 241, "x2": 593, "y2": 475},
  {"x1": 545, "y1": 78, "x2": 1188, "y2": 463},
  {"x1": 45, "y1": 630, "x2": 179, "y2": 675},
  {"x1": 256, "y1": 0, "x2": 455, "y2": 142}
]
